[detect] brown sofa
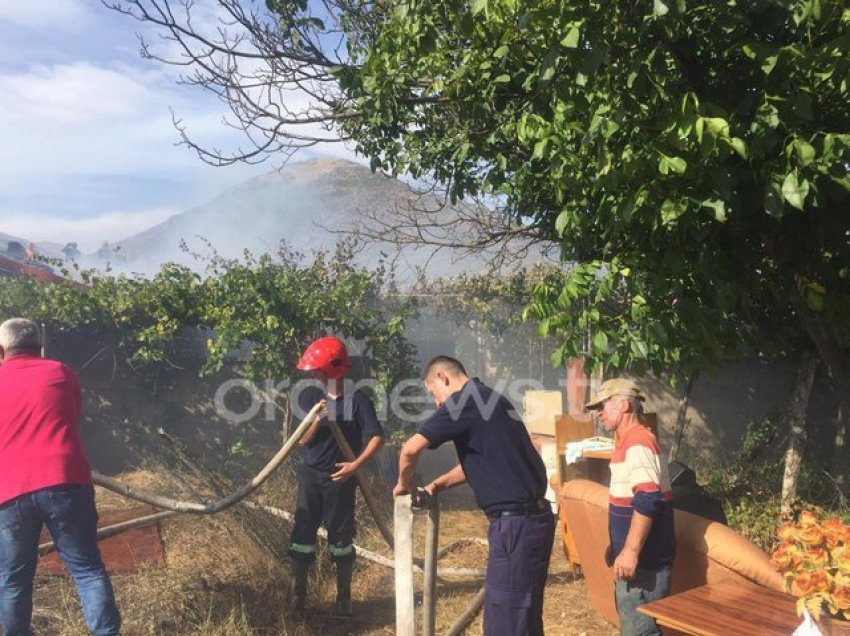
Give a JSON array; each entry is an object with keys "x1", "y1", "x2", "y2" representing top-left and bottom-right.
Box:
[{"x1": 560, "y1": 479, "x2": 783, "y2": 630}]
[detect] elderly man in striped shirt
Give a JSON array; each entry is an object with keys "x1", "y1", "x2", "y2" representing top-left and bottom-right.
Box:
[{"x1": 586, "y1": 379, "x2": 675, "y2": 636}]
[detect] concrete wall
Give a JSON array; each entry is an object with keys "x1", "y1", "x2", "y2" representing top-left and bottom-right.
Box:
[
  {"x1": 47, "y1": 332, "x2": 289, "y2": 479},
  {"x1": 638, "y1": 358, "x2": 840, "y2": 471},
  {"x1": 42, "y1": 328, "x2": 845, "y2": 496}
]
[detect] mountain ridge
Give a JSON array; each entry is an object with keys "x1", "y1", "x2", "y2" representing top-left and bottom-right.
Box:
[{"x1": 113, "y1": 158, "x2": 553, "y2": 281}]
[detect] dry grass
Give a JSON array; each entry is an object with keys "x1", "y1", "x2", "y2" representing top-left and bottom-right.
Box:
[{"x1": 30, "y1": 471, "x2": 616, "y2": 635}]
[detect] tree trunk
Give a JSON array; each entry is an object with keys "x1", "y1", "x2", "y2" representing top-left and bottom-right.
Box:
[
  {"x1": 791, "y1": 290, "x2": 850, "y2": 484},
  {"x1": 780, "y1": 351, "x2": 819, "y2": 520},
  {"x1": 566, "y1": 356, "x2": 588, "y2": 415},
  {"x1": 832, "y1": 390, "x2": 848, "y2": 488},
  {"x1": 668, "y1": 372, "x2": 697, "y2": 464}
]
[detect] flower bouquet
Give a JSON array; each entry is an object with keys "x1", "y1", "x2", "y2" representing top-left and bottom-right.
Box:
[{"x1": 772, "y1": 511, "x2": 850, "y2": 634}]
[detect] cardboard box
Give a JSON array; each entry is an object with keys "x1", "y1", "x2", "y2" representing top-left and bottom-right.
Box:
[{"x1": 523, "y1": 390, "x2": 563, "y2": 436}]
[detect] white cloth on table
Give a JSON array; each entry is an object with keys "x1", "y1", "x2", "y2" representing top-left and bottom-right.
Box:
[{"x1": 564, "y1": 436, "x2": 615, "y2": 465}]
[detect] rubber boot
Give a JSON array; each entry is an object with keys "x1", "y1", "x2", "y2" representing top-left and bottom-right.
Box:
[
  {"x1": 334, "y1": 559, "x2": 354, "y2": 618},
  {"x1": 290, "y1": 559, "x2": 310, "y2": 621}
]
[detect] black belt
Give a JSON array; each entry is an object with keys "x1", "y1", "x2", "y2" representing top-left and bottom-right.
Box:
[{"x1": 487, "y1": 499, "x2": 550, "y2": 519}]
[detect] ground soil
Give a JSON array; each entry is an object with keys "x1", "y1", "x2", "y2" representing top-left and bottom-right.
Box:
[{"x1": 29, "y1": 471, "x2": 617, "y2": 635}]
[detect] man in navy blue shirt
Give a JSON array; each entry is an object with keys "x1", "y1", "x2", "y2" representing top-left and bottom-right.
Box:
[
  {"x1": 394, "y1": 356, "x2": 554, "y2": 635},
  {"x1": 289, "y1": 337, "x2": 384, "y2": 619}
]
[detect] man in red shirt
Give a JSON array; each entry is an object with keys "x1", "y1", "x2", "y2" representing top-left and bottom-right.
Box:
[{"x1": 0, "y1": 318, "x2": 121, "y2": 635}]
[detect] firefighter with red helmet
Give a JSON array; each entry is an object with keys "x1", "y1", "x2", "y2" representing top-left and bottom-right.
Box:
[{"x1": 288, "y1": 336, "x2": 384, "y2": 619}]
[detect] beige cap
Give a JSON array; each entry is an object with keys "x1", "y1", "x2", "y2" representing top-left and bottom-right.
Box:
[{"x1": 585, "y1": 378, "x2": 645, "y2": 410}]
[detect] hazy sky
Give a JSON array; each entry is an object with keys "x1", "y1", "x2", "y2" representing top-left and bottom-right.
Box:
[{"x1": 0, "y1": 1, "x2": 354, "y2": 251}]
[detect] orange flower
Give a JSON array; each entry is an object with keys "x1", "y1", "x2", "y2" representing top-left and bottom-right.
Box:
[
  {"x1": 834, "y1": 586, "x2": 850, "y2": 611},
  {"x1": 834, "y1": 547, "x2": 850, "y2": 574},
  {"x1": 802, "y1": 547, "x2": 830, "y2": 569},
  {"x1": 799, "y1": 523, "x2": 826, "y2": 548},
  {"x1": 778, "y1": 523, "x2": 801, "y2": 542},
  {"x1": 800, "y1": 511, "x2": 820, "y2": 527},
  {"x1": 795, "y1": 571, "x2": 831, "y2": 595},
  {"x1": 821, "y1": 519, "x2": 847, "y2": 549},
  {"x1": 773, "y1": 543, "x2": 805, "y2": 571},
  {"x1": 775, "y1": 514, "x2": 850, "y2": 617},
  {"x1": 834, "y1": 571, "x2": 850, "y2": 587},
  {"x1": 772, "y1": 546, "x2": 793, "y2": 570}
]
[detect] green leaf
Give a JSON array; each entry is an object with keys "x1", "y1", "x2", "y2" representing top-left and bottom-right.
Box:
[
  {"x1": 493, "y1": 74, "x2": 510, "y2": 83},
  {"x1": 561, "y1": 26, "x2": 580, "y2": 48},
  {"x1": 728, "y1": 137, "x2": 748, "y2": 159},
  {"x1": 494, "y1": 45, "x2": 510, "y2": 58},
  {"x1": 593, "y1": 331, "x2": 609, "y2": 354},
  {"x1": 757, "y1": 103, "x2": 780, "y2": 129},
  {"x1": 761, "y1": 55, "x2": 778, "y2": 75},
  {"x1": 668, "y1": 156, "x2": 687, "y2": 174},
  {"x1": 661, "y1": 199, "x2": 687, "y2": 225},
  {"x1": 471, "y1": 0, "x2": 487, "y2": 15},
  {"x1": 705, "y1": 117, "x2": 730, "y2": 139},
  {"x1": 631, "y1": 295, "x2": 648, "y2": 322},
  {"x1": 702, "y1": 199, "x2": 727, "y2": 222},
  {"x1": 658, "y1": 155, "x2": 686, "y2": 175},
  {"x1": 653, "y1": 0, "x2": 669, "y2": 16},
  {"x1": 532, "y1": 138, "x2": 548, "y2": 160},
  {"x1": 555, "y1": 210, "x2": 571, "y2": 236},
  {"x1": 630, "y1": 338, "x2": 649, "y2": 359},
  {"x1": 781, "y1": 172, "x2": 809, "y2": 210},
  {"x1": 794, "y1": 139, "x2": 816, "y2": 166},
  {"x1": 805, "y1": 287, "x2": 825, "y2": 311}
]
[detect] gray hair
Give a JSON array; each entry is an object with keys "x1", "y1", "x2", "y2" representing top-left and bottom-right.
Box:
[
  {"x1": 626, "y1": 397, "x2": 644, "y2": 416},
  {"x1": 0, "y1": 318, "x2": 42, "y2": 352}
]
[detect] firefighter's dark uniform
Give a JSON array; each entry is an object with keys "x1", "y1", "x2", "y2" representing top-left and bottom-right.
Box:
[
  {"x1": 418, "y1": 378, "x2": 554, "y2": 636},
  {"x1": 288, "y1": 385, "x2": 383, "y2": 603}
]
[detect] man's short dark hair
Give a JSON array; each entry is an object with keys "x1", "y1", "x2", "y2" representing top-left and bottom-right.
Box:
[{"x1": 423, "y1": 355, "x2": 467, "y2": 379}]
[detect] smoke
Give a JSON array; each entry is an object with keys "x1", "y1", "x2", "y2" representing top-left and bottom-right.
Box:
[
  {"x1": 99, "y1": 158, "x2": 518, "y2": 283},
  {"x1": 5, "y1": 159, "x2": 554, "y2": 294},
  {"x1": 1, "y1": 208, "x2": 178, "y2": 255}
]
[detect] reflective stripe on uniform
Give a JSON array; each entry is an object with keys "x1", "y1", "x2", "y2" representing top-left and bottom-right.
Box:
[
  {"x1": 328, "y1": 543, "x2": 354, "y2": 558},
  {"x1": 290, "y1": 543, "x2": 317, "y2": 554}
]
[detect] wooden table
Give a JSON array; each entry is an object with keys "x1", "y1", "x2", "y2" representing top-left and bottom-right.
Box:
[
  {"x1": 581, "y1": 448, "x2": 613, "y2": 460},
  {"x1": 638, "y1": 579, "x2": 802, "y2": 635}
]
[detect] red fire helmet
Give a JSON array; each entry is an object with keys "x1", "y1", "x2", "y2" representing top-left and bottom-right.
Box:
[{"x1": 297, "y1": 336, "x2": 352, "y2": 379}]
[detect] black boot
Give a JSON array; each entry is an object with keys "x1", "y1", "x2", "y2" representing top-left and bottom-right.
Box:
[
  {"x1": 290, "y1": 559, "x2": 310, "y2": 621},
  {"x1": 334, "y1": 559, "x2": 354, "y2": 618}
]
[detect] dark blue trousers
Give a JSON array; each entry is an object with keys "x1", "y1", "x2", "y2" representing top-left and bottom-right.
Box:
[
  {"x1": 484, "y1": 508, "x2": 555, "y2": 636},
  {"x1": 289, "y1": 463, "x2": 356, "y2": 563}
]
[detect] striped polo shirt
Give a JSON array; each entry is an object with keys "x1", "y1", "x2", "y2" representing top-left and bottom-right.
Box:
[{"x1": 608, "y1": 424, "x2": 676, "y2": 569}]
